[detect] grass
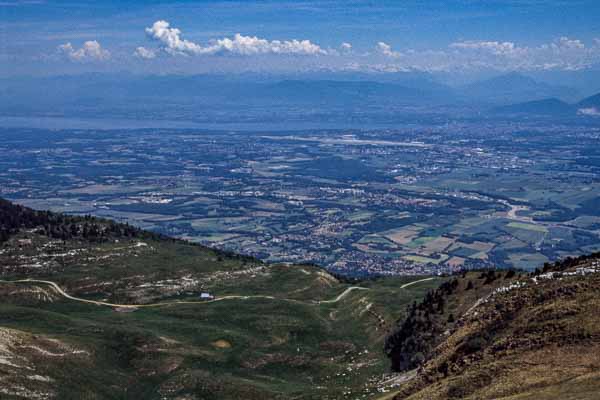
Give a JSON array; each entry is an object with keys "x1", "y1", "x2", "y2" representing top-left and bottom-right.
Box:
[
  {"x1": 0, "y1": 278, "x2": 435, "y2": 399},
  {"x1": 507, "y1": 222, "x2": 548, "y2": 233},
  {"x1": 405, "y1": 236, "x2": 437, "y2": 248},
  {"x1": 0, "y1": 233, "x2": 441, "y2": 399},
  {"x1": 403, "y1": 255, "x2": 448, "y2": 265}
]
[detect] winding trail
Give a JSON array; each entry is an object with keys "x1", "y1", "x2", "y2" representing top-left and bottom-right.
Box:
[
  {"x1": 318, "y1": 286, "x2": 369, "y2": 304},
  {"x1": 0, "y1": 279, "x2": 368, "y2": 310},
  {"x1": 0, "y1": 276, "x2": 438, "y2": 310},
  {"x1": 400, "y1": 277, "x2": 437, "y2": 289}
]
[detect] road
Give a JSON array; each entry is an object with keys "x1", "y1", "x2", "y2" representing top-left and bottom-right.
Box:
[
  {"x1": 0, "y1": 277, "x2": 437, "y2": 309},
  {"x1": 0, "y1": 279, "x2": 368, "y2": 310},
  {"x1": 499, "y1": 199, "x2": 533, "y2": 223},
  {"x1": 400, "y1": 277, "x2": 437, "y2": 289}
]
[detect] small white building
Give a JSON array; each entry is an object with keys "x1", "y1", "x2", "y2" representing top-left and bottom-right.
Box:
[
  {"x1": 200, "y1": 293, "x2": 214, "y2": 300},
  {"x1": 18, "y1": 239, "x2": 33, "y2": 247}
]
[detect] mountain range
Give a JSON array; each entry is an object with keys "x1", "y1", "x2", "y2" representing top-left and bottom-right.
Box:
[
  {"x1": 460, "y1": 72, "x2": 580, "y2": 104},
  {"x1": 2, "y1": 72, "x2": 599, "y2": 122},
  {"x1": 492, "y1": 92, "x2": 600, "y2": 117}
]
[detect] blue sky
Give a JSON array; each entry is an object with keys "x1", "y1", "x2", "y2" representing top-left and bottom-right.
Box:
[{"x1": 3, "y1": 0, "x2": 600, "y2": 76}]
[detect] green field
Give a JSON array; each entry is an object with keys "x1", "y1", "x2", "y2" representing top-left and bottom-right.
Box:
[
  {"x1": 507, "y1": 222, "x2": 549, "y2": 233},
  {"x1": 0, "y1": 232, "x2": 443, "y2": 399}
]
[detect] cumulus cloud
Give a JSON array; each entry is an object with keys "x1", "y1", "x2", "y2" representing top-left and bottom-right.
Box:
[
  {"x1": 127, "y1": 24, "x2": 600, "y2": 73},
  {"x1": 134, "y1": 46, "x2": 157, "y2": 59},
  {"x1": 376, "y1": 41, "x2": 402, "y2": 57},
  {"x1": 450, "y1": 40, "x2": 520, "y2": 56},
  {"x1": 216, "y1": 34, "x2": 325, "y2": 55},
  {"x1": 143, "y1": 20, "x2": 326, "y2": 57},
  {"x1": 58, "y1": 40, "x2": 110, "y2": 62},
  {"x1": 554, "y1": 37, "x2": 584, "y2": 50},
  {"x1": 145, "y1": 20, "x2": 204, "y2": 55},
  {"x1": 445, "y1": 37, "x2": 600, "y2": 71}
]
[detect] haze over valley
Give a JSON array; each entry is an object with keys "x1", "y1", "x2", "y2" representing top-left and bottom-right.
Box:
[
  {"x1": 3, "y1": 119, "x2": 600, "y2": 276},
  {"x1": 3, "y1": 1, "x2": 600, "y2": 399}
]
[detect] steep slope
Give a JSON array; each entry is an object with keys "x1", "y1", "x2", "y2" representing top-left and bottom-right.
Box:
[
  {"x1": 492, "y1": 98, "x2": 574, "y2": 117},
  {"x1": 386, "y1": 256, "x2": 600, "y2": 400},
  {"x1": 0, "y1": 198, "x2": 441, "y2": 399},
  {"x1": 577, "y1": 92, "x2": 600, "y2": 108}
]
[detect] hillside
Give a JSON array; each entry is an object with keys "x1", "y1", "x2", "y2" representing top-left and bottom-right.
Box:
[
  {"x1": 460, "y1": 73, "x2": 579, "y2": 104},
  {"x1": 0, "y1": 198, "x2": 442, "y2": 399},
  {"x1": 486, "y1": 91, "x2": 600, "y2": 118},
  {"x1": 0, "y1": 197, "x2": 160, "y2": 244},
  {"x1": 492, "y1": 98, "x2": 574, "y2": 116},
  {"x1": 0, "y1": 74, "x2": 451, "y2": 121},
  {"x1": 577, "y1": 92, "x2": 600, "y2": 108},
  {"x1": 385, "y1": 255, "x2": 600, "y2": 399},
  {"x1": 577, "y1": 92, "x2": 600, "y2": 116},
  {"x1": 2, "y1": 198, "x2": 600, "y2": 399}
]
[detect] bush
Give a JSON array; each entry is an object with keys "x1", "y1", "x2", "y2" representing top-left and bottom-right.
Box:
[
  {"x1": 447, "y1": 384, "x2": 469, "y2": 399},
  {"x1": 410, "y1": 352, "x2": 425, "y2": 365},
  {"x1": 463, "y1": 335, "x2": 487, "y2": 354}
]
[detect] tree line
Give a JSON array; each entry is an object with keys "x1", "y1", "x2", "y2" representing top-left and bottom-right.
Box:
[{"x1": 0, "y1": 197, "x2": 153, "y2": 243}]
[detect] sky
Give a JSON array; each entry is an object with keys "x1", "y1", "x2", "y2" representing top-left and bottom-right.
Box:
[{"x1": 2, "y1": 0, "x2": 600, "y2": 77}]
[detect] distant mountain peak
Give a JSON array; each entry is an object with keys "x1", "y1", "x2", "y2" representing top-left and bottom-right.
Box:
[
  {"x1": 461, "y1": 72, "x2": 579, "y2": 104},
  {"x1": 492, "y1": 97, "x2": 574, "y2": 116}
]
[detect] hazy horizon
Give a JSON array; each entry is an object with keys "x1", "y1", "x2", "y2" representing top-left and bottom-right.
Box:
[{"x1": 3, "y1": 0, "x2": 600, "y2": 79}]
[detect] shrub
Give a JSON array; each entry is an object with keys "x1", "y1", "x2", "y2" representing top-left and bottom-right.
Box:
[{"x1": 463, "y1": 335, "x2": 487, "y2": 354}]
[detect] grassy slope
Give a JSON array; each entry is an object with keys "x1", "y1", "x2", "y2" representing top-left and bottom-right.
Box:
[{"x1": 0, "y1": 230, "x2": 442, "y2": 399}]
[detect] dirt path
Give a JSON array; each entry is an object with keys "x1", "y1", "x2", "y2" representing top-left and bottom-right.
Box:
[
  {"x1": 0, "y1": 279, "x2": 368, "y2": 309},
  {"x1": 0, "y1": 276, "x2": 438, "y2": 309},
  {"x1": 400, "y1": 277, "x2": 437, "y2": 289},
  {"x1": 318, "y1": 286, "x2": 369, "y2": 304}
]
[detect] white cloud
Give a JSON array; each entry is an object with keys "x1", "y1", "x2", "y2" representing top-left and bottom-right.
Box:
[
  {"x1": 450, "y1": 40, "x2": 520, "y2": 56},
  {"x1": 143, "y1": 20, "x2": 326, "y2": 57},
  {"x1": 0, "y1": 0, "x2": 45, "y2": 6},
  {"x1": 127, "y1": 26, "x2": 600, "y2": 73},
  {"x1": 376, "y1": 41, "x2": 403, "y2": 58},
  {"x1": 58, "y1": 40, "x2": 110, "y2": 62},
  {"x1": 445, "y1": 37, "x2": 600, "y2": 71},
  {"x1": 578, "y1": 107, "x2": 600, "y2": 117},
  {"x1": 145, "y1": 20, "x2": 205, "y2": 55},
  {"x1": 215, "y1": 34, "x2": 325, "y2": 55},
  {"x1": 555, "y1": 37, "x2": 584, "y2": 50},
  {"x1": 368, "y1": 37, "x2": 599, "y2": 72},
  {"x1": 133, "y1": 46, "x2": 157, "y2": 59},
  {"x1": 340, "y1": 42, "x2": 352, "y2": 52}
]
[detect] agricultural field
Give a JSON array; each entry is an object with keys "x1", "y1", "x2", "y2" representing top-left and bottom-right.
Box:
[{"x1": 2, "y1": 122, "x2": 600, "y2": 275}]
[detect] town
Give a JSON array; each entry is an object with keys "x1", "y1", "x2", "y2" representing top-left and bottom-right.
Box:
[{"x1": 1, "y1": 121, "x2": 600, "y2": 276}]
